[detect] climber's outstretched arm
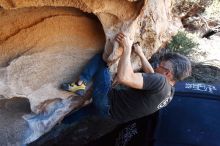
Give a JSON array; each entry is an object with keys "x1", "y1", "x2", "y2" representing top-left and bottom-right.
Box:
[
  {"x1": 132, "y1": 43, "x2": 154, "y2": 74},
  {"x1": 115, "y1": 32, "x2": 144, "y2": 89}
]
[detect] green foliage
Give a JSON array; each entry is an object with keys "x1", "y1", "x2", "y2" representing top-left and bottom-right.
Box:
[{"x1": 167, "y1": 31, "x2": 198, "y2": 55}]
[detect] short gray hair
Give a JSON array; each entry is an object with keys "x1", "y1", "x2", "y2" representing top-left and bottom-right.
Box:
[{"x1": 160, "y1": 53, "x2": 192, "y2": 81}]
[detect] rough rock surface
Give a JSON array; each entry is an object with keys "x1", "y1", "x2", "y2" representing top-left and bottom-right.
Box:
[
  {"x1": 0, "y1": 6, "x2": 105, "y2": 112},
  {"x1": 0, "y1": 0, "x2": 182, "y2": 144},
  {"x1": 0, "y1": 97, "x2": 30, "y2": 146}
]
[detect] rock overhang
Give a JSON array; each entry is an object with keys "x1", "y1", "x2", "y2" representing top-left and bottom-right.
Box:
[{"x1": 0, "y1": 0, "x2": 182, "y2": 144}]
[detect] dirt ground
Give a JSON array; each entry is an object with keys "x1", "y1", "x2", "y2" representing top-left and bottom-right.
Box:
[{"x1": 186, "y1": 63, "x2": 220, "y2": 83}]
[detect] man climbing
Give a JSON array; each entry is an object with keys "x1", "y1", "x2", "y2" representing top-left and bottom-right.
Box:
[{"x1": 61, "y1": 32, "x2": 191, "y2": 123}]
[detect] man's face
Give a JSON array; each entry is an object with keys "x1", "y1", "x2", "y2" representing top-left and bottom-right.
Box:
[{"x1": 155, "y1": 61, "x2": 173, "y2": 77}]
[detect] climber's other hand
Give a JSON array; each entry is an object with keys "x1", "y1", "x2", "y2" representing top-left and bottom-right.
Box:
[{"x1": 115, "y1": 32, "x2": 133, "y2": 50}]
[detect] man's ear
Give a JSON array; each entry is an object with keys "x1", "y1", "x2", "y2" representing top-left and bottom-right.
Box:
[{"x1": 165, "y1": 70, "x2": 173, "y2": 79}]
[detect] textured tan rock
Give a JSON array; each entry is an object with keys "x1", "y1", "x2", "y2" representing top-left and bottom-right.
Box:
[
  {"x1": 0, "y1": 7, "x2": 106, "y2": 143},
  {"x1": 0, "y1": 7, "x2": 105, "y2": 109},
  {"x1": 0, "y1": 0, "x2": 182, "y2": 143}
]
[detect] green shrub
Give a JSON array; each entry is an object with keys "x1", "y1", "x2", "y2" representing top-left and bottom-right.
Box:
[{"x1": 167, "y1": 31, "x2": 198, "y2": 55}]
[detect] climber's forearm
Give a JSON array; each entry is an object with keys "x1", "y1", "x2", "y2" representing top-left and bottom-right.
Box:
[
  {"x1": 117, "y1": 44, "x2": 134, "y2": 81},
  {"x1": 115, "y1": 32, "x2": 144, "y2": 89},
  {"x1": 138, "y1": 53, "x2": 154, "y2": 73}
]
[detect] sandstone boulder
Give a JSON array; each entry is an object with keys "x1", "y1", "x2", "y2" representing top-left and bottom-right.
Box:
[{"x1": 0, "y1": 0, "x2": 182, "y2": 144}]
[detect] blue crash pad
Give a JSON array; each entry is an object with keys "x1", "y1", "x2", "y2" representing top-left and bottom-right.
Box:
[{"x1": 154, "y1": 82, "x2": 220, "y2": 146}]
